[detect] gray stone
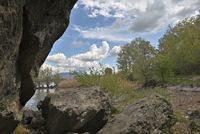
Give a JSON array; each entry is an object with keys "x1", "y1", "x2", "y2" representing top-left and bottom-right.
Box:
[
  {"x1": 98, "y1": 94, "x2": 175, "y2": 134},
  {"x1": 22, "y1": 108, "x2": 45, "y2": 129},
  {"x1": 188, "y1": 109, "x2": 200, "y2": 132},
  {"x1": 39, "y1": 87, "x2": 112, "y2": 134}
]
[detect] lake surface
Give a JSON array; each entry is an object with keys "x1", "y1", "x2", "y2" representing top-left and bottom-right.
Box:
[{"x1": 24, "y1": 89, "x2": 55, "y2": 111}]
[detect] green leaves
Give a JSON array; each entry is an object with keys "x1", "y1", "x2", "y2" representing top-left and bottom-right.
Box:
[
  {"x1": 117, "y1": 38, "x2": 156, "y2": 84},
  {"x1": 117, "y1": 11, "x2": 200, "y2": 85},
  {"x1": 158, "y1": 11, "x2": 200, "y2": 75}
]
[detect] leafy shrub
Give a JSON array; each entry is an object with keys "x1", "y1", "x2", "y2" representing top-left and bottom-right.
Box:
[{"x1": 73, "y1": 67, "x2": 135, "y2": 95}]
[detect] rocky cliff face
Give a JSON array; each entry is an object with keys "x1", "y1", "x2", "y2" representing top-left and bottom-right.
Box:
[
  {"x1": 0, "y1": 0, "x2": 77, "y2": 105},
  {"x1": 0, "y1": 1, "x2": 76, "y2": 132}
]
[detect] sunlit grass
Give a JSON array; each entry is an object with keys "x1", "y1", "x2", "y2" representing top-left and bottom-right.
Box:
[
  {"x1": 12, "y1": 124, "x2": 29, "y2": 134},
  {"x1": 167, "y1": 76, "x2": 200, "y2": 87},
  {"x1": 58, "y1": 79, "x2": 80, "y2": 89},
  {"x1": 113, "y1": 87, "x2": 170, "y2": 112}
]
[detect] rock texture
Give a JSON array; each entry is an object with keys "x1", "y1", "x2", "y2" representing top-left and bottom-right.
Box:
[
  {"x1": 0, "y1": 0, "x2": 77, "y2": 133},
  {"x1": 0, "y1": 103, "x2": 19, "y2": 134},
  {"x1": 22, "y1": 108, "x2": 45, "y2": 129},
  {"x1": 0, "y1": 0, "x2": 77, "y2": 105},
  {"x1": 98, "y1": 94, "x2": 175, "y2": 134},
  {"x1": 0, "y1": 0, "x2": 24, "y2": 98},
  {"x1": 18, "y1": 0, "x2": 77, "y2": 105},
  {"x1": 188, "y1": 109, "x2": 200, "y2": 132},
  {"x1": 23, "y1": 87, "x2": 112, "y2": 134}
]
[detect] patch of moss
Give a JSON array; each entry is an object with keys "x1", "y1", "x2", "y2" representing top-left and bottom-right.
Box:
[{"x1": 174, "y1": 111, "x2": 188, "y2": 123}]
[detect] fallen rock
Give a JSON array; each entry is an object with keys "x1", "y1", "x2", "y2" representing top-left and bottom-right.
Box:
[
  {"x1": 98, "y1": 94, "x2": 175, "y2": 134},
  {"x1": 35, "y1": 87, "x2": 112, "y2": 134},
  {"x1": 22, "y1": 108, "x2": 45, "y2": 129}
]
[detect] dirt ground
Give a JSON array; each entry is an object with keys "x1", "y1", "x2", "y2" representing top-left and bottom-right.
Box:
[
  {"x1": 167, "y1": 87, "x2": 200, "y2": 134},
  {"x1": 168, "y1": 88, "x2": 200, "y2": 113}
]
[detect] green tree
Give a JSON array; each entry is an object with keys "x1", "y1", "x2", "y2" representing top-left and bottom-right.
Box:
[
  {"x1": 52, "y1": 70, "x2": 61, "y2": 87},
  {"x1": 104, "y1": 67, "x2": 113, "y2": 75},
  {"x1": 36, "y1": 67, "x2": 57, "y2": 88},
  {"x1": 117, "y1": 38, "x2": 156, "y2": 84},
  {"x1": 153, "y1": 53, "x2": 174, "y2": 85},
  {"x1": 159, "y1": 11, "x2": 200, "y2": 75}
]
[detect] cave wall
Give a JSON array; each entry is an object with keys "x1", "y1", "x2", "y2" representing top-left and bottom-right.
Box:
[{"x1": 0, "y1": 0, "x2": 77, "y2": 105}]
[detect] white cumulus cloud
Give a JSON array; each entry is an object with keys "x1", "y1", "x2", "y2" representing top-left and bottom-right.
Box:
[
  {"x1": 44, "y1": 41, "x2": 121, "y2": 72},
  {"x1": 74, "y1": 0, "x2": 200, "y2": 41},
  {"x1": 109, "y1": 46, "x2": 121, "y2": 56},
  {"x1": 47, "y1": 53, "x2": 66, "y2": 63},
  {"x1": 73, "y1": 41, "x2": 110, "y2": 61},
  {"x1": 73, "y1": 25, "x2": 132, "y2": 42}
]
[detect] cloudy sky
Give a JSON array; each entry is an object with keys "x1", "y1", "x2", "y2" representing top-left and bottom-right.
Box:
[{"x1": 43, "y1": 0, "x2": 200, "y2": 72}]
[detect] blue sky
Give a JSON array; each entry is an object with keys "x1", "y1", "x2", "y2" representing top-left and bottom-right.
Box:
[{"x1": 43, "y1": 0, "x2": 200, "y2": 72}]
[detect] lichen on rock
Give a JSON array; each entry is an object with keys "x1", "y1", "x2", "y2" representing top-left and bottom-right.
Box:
[{"x1": 98, "y1": 94, "x2": 175, "y2": 134}]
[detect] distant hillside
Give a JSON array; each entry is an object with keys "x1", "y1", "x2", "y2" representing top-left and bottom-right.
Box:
[{"x1": 60, "y1": 72, "x2": 74, "y2": 79}]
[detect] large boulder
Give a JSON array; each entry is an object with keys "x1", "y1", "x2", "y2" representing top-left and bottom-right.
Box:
[
  {"x1": 22, "y1": 108, "x2": 46, "y2": 134},
  {"x1": 98, "y1": 94, "x2": 175, "y2": 134},
  {"x1": 22, "y1": 108, "x2": 45, "y2": 129},
  {"x1": 24, "y1": 87, "x2": 112, "y2": 134}
]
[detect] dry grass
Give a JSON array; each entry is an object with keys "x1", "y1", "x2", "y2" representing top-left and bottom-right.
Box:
[
  {"x1": 12, "y1": 124, "x2": 29, "y2": 134},
  {"x1": 58, "y1": 79, "x2": 80, "y2": 89},
  {"x1": 172, "y1": 122, "x2": 191, "y2": 134},
  {"x1": 120, "y1": 80, "x2": 139, "y2": 91}
]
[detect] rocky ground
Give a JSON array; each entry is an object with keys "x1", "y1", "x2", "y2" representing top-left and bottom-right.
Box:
[
  {"x1": 18, "y1": 87, "x2": 175, "y2": 134},
  {"x1": 10, "y1": 86, "x2": 200, "y2": 134},
  {"x1": 168, "y1": 86, "x2": 200, "y2": 112},
  {"x1": 167, "y1": 87, "x2": 200, "y2": 134}
]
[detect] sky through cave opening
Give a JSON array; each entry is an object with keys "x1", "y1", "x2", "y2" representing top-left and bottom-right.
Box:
[{"x1": 42, "y1": 0, "x2": 200, "y2": 74}]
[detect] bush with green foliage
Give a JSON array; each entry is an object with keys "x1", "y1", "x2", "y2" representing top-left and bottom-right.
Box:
[
  {"x1": 117, "y1": 11, "x2": 200, "y2": 85},
  {"x1": 153, "y1": 53, "x2": 174, "y2": 84},
  {"x1": 73, "y1": 67, "x2": 125, "y2": 95},
  {"x1": 117, "y1": 38, "x2": 156, "y2": 84},
  {"x1": 158, "y1": 11, "x2": 200, "y2": 75}
]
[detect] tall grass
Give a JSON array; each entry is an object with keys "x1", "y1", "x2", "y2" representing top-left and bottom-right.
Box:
[
  {"x1": 73, "y1": 67, "x2": 136, "y2": 95},
  {"x1": 58, "y1": 79, "x2": 79, "y2": 89},
  {"x1": 73, "y1": 67, "x2": 171, "y2": 112},
  {"x1": 167, "y1": 76, "x2": 200, "y2": 87}
]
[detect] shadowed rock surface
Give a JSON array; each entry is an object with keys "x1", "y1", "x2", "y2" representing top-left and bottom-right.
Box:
[
  {"x1": 23, "y1": 87, "x2": 112, "y2": 134},
  {"x1": 0, "y1": 0, "x2": 77, "y2": 105},
  {"x1": 188, "y1": 109, "x2": 200, "y2": 132},
  {"x1": 0, "y1": 0, "x2": 77, "y2": 133},
  {"x1": 98, "y1": 94, "x2": 175, "y2": 134},
  {"x1": 0, "y1": 104, "x2": 19, "y2": 134},
  {"x1": 18, "y1": 0, "x2": 77, "y2": 105}
]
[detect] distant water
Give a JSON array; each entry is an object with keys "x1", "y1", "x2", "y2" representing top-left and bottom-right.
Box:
[{"x1": 24, "y1": 89, "x2": 55, "y2": 111}]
